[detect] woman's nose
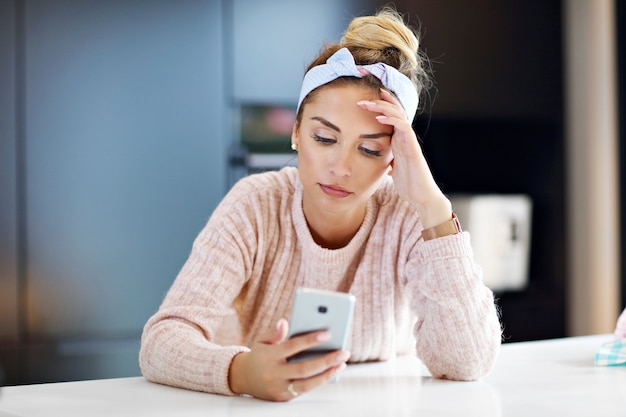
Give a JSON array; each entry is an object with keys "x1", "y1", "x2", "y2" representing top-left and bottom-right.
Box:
[{"x1": 329, "y1": 148, "x2": 352, "y2": 177}]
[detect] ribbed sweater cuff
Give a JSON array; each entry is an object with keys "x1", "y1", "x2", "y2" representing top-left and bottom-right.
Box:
[
  {"x1": 215, "y1": 346, "x2": 251, "y2": 396},
  {"x1": 416, "y1": 231, "x2": 473, "y2": 264}
]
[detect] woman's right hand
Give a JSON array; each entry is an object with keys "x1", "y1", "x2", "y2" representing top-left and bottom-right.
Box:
[{"x1": 228, "y1": 318, "x2": 350, "y2": 401}]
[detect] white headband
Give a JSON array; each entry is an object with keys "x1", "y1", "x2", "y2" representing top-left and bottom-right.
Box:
[{"x1": 297, "y1": 47, "x2": 419, "y2": 121}]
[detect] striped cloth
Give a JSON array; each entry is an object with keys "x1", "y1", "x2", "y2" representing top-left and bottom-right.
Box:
[
  {"x1": 595, "y1": 309, "x2": 626, "y2": 366},
  {"x1": 595, "y1": 339, "x2": 626, "y2": 366}
]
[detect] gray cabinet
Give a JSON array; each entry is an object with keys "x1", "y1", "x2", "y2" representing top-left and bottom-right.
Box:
[
  {"x1": 23, "y1": 0, "x2": 227, "y2": 339},
  {"x1": 0, "y1": 0, "x2": 227, "y2": 349},
  {"x1": 0, "y1": 0, "x2": 19, "y2": 342}
]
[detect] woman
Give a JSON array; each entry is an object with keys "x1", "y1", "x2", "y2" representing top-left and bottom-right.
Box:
[
  {"x1": 139, "y1": 7, "x2": 502, "y2": 402},
  {"x1": 616, "y1": 308, "x2": 626, "y2": 339}
]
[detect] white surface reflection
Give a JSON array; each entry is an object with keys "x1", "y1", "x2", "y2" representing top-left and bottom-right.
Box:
[
  {"x1": 3, "y1": 336, "x2": 625, "y2": 417},
  {"x1": 224, "y1": 357, "x2": 501, "y2": 417}
]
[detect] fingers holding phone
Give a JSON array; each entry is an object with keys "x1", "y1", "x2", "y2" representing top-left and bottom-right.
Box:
[
  {"x1": 229, "y1": 318, "x2": 349, "y2": 401},
  {"x1": 280, "y1": 328, "x2": 351, "y2": 399},
  {"x1": 283, "y1": 330, "x2": 351, "y2": 379},
  {"x1": 285, "y1": 288, "x2": 355, "y2": 386},
  {"x1": 283, "y1": 350, "x2": 350, "y2": 400},
  {"x1": 228, "y1": 288, "x2": 355, "y2": 401}
]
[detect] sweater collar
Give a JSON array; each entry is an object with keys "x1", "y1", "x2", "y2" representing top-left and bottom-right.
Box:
[{"x1": 291, "y1": 177, "x2": 378, "y2": 264}]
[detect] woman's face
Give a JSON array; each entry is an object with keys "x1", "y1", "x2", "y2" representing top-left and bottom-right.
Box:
[{"x1": 293, "y1": 83, "x2": 394, "y2": 222}]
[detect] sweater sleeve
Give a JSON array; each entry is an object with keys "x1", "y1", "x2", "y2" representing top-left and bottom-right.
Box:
[
  {"x1": 139, "y1": 182, "x2": 259, "y2": 396},
  {"x1": 406, "y1": 232, "x2": 502, "y2": 381}
]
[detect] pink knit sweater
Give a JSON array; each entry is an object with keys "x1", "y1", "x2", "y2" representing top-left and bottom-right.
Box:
[{"x1": 139, "y1": 167, "x2": 501, "y2": 395}]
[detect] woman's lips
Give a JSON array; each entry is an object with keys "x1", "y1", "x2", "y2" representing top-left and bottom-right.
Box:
[{"x1": 319, "y1": 184, "x2": 352, "y2": 198}]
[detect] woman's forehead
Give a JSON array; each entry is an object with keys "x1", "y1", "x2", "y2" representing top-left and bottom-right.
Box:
[
  {"x1": 301, "y1": 86, "x2": 393, "y2": 136},
  {"x1": 306, "y1": 83, "x2": 381, "y2": 106}
]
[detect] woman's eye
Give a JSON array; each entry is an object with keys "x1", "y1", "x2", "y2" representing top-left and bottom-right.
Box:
[
  {"x1": 360, "y1": 147, "x2": 382, "y2": 157},
  {"x1": 311, "y1": 133, "x2": 335, "y2": 144}
]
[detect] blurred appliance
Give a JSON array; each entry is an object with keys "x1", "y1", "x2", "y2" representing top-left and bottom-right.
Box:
[
  {"x1": 450, "y1": 194, "x2": 532, "y2": 292},
  {"x1": 228, "y1": 104, "x2": 298, "y2": 187}
]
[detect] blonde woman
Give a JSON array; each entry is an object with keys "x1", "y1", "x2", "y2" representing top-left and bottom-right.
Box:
[{"x1": 140, "y1": 7, "x2": 502, "y2": 402}]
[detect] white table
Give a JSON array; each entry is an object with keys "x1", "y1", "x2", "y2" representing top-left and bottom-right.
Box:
[{"x1": 0, "y1": 334, "x2": 624, "y2": 417}]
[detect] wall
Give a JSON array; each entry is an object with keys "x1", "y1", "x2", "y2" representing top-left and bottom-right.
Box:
[
  {"x1": 395, "y1": 0, "x2": 563, "y2": 120},
  {"x1": 0, "y1": 0, "x2": 19, "y2": 341},
  {"x1": 230, "y1": 0, "x2": 363, "y2": 104},
  {"x1": 23, "y1": 0, "x2": 228, "y2": 339},
  {"x1": 564, "y1": 0, "x2": 620, "y2": 336},
  {"x1": 619, "y1": 0, "x2": 626, "y2": 311},
  {"x1": 1, "y1": 0, "x2": 227, "y2": 383}
]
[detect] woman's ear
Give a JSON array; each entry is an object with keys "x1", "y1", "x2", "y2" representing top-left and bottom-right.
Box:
[
  {"x1": 387, "y1": 159, "x2": 394, "y2": 176},
  {"x1": 291, "y1": 123, "x2": 300, "y2": 148}
]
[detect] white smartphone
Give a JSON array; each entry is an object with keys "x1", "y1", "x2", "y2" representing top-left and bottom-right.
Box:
[{"x1": 287, "y1": 288, "x2": 356, "y2": 363}]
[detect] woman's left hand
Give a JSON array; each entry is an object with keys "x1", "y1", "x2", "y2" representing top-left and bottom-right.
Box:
[{"x1": 358, "y1": 89, "x2": 451, "y2": 228}]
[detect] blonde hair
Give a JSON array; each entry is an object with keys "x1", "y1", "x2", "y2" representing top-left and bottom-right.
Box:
[{"x1": 302, "y1": 6, "x2": 431, "y2": 114}]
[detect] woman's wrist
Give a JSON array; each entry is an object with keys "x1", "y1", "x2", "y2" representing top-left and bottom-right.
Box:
[
  {"x1": 228, "y1": 351, "x2": 249, "y2": 395},
  {"x1": 414, "y1": 196, "x2": 453, "y2": 229}
]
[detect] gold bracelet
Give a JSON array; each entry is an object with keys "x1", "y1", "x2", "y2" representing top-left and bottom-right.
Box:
[{"x1": 421, "y1": 212, "x2": 462, "y2": 241}]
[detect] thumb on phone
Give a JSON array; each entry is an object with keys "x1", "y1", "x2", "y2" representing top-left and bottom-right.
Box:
[{"x1": 262, "y1": 318, "x2": 289, "y2": 345}]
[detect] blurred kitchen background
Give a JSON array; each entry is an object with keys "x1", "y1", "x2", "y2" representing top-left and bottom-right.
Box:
[{"x1": 0, "y1": 0, "x2": 624, "y2": 385}]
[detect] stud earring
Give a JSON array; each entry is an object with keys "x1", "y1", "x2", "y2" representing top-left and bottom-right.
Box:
[{"x1": 291, "y1": 143, "x2": 298, "y2": 151}]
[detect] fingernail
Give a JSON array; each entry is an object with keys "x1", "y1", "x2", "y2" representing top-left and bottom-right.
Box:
[
  {"x1": 317, "y1": 331, "x2": 331, "y2": 342},
  {"x1": 357, "y1": 100, "x2": 374, "y2": 106},
  {"x1": 276, "y1": 319, "x2": 284, "y2": 330},
  {"x1": 336, "y1": 350, "x2": 350, "y2": 362}
]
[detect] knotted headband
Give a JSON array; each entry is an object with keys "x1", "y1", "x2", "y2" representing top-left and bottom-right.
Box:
[{"x1": 297, "y1": 47, "x2": 419, "y2": 121}]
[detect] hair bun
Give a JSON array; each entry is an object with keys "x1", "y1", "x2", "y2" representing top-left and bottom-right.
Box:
[
  {"x1": 338, "y1": 7, "x2": 430, "y2": 99},
  {"x1": 382, "y1": 46, "x2": 400, "y2": 57}
]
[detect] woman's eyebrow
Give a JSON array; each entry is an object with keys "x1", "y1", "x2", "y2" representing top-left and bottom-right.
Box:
[
  {"x1": 311, "y1": 116, "x2": 391, "y2": 139},
  {"x1": 311, "y1": 116, "x2": 341, "y2": 132},
  {"x1": 359, "y1": 132, "x2": 392, "y2": 139}
]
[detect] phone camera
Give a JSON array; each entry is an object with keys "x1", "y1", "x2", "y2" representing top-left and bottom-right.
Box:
[{"x1": 318, "y1": 306, "x2": 328, "y2": 314}]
